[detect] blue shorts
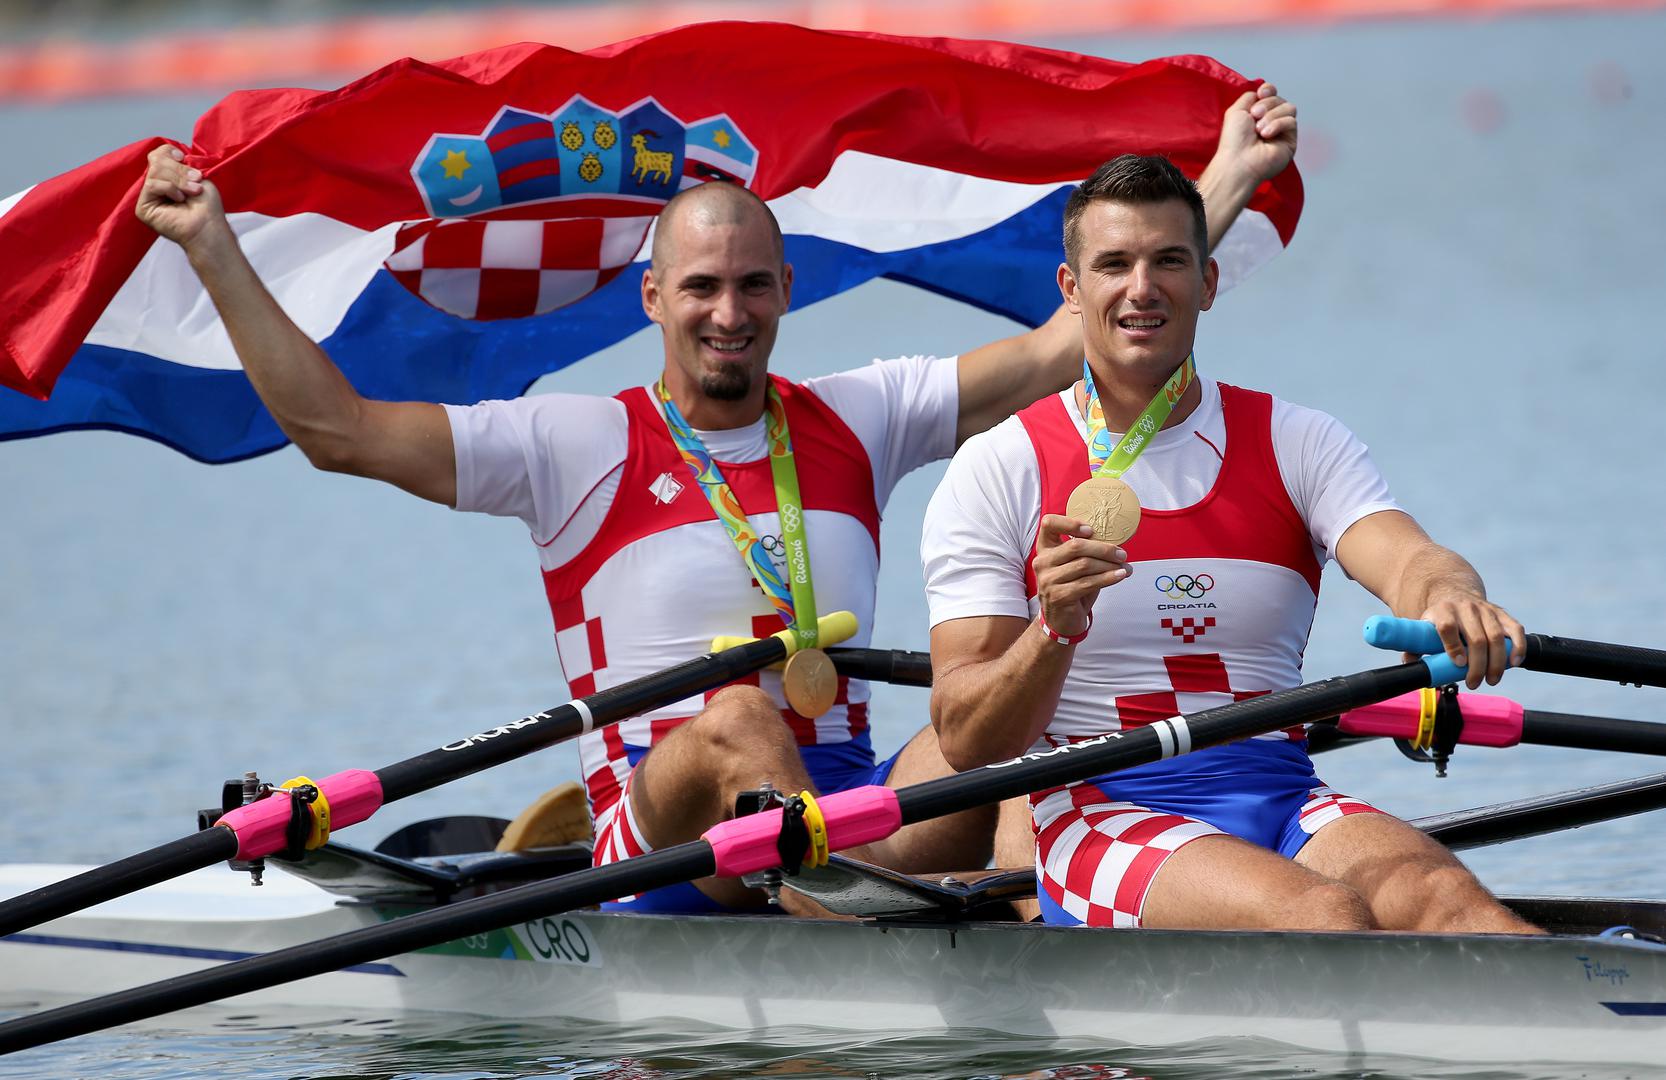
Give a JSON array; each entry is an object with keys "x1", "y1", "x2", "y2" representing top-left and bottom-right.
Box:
[{"x1": 601, "y1": 730, "x2": 901, "y2": 914}]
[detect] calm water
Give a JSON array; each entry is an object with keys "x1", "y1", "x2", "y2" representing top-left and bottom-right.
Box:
[
  {"x1": 4, "y1": 8, "x2": 1666, "y2": 1078},
  {"x1": 5, "y1": 1011, "x2": 1652, "y2": 1080}
]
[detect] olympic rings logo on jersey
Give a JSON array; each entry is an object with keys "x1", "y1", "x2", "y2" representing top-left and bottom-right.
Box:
[
  {"x1": 1154, "y1": 573, "x2": 1214, "y2": 600},
  {"x1": 759, "y1": 534, "x2": 787, "y2": 557}
]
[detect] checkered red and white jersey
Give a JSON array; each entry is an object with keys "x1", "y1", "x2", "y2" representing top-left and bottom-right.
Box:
[{"x1": 923, "y1": 379, "x2": 1400, "y2": 747}]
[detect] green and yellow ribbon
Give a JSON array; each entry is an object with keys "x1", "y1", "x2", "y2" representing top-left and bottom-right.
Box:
[
  {"x1": 1083, "y1": 353, "x2": 1197, "y2": 477},
  {"x1": 657, "y1": 380, "x2": 821, "y2": 649}
]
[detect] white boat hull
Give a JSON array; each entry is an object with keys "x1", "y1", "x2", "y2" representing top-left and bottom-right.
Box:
[{"x1": 3, "y1": 862, "x2": 1665, "y2": 1067}]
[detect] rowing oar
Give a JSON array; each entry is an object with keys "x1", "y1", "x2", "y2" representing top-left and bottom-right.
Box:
[
  {"x1": 0, "y1": 612, "x2": 869, "y2": 940},
  {"x1": 1318, "y1": 689, "x2": 1666, "y2": 757},
  {"x1": 835, "y1": 650, "x2": 1666, "y2": 761},
  {"x1": 1364, "y1": 615, "x2": 1666, "y2": 689},
  {"x1": 0, "y1": 647, "x2": 1480, "y2": 1053},
  {"x1": 827, "y1": 647, "x2": 931, "y2": 687},
  {"x1": 1414, "y1": 771, "x2": 1666, "y2": 852}
]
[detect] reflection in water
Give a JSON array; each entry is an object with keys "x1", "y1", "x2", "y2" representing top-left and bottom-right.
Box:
[{"x1": 0, "y1": 1005, "x2": 1637, "y2": 1080}]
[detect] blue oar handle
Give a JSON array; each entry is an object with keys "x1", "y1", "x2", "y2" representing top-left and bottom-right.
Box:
[
  {"x1": 1363, "y1": 615, "x2": 1444, "y2": 655},
  {"x1": 1362, "y1": 616, "x2": 1512, "y2": 687}
]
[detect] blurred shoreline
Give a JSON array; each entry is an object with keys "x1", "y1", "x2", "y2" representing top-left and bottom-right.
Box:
[{"x1": 3, "y1": 0, "x2": 1659, "y2": 102}]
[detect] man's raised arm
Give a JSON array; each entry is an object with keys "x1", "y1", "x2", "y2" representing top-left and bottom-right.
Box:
[
  {"x1": 137, "y1": 145, "x2": 457, "y2": 506},
  {"x1": 949, "y1": 83, "x2": 1298, "y2": 445}
]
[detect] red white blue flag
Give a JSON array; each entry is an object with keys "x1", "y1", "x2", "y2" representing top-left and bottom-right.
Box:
[{"x1": 0, "y1": 22, "x2": 1302, "y2": 463}]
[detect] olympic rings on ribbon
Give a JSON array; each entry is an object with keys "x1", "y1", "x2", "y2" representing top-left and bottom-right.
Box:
[{"x1": 1154, "y1": 573, "x2": 1215, "y2": 600}]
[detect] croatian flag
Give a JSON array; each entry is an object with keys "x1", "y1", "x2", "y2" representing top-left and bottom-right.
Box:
[{"x1": 0, "y1": 22, "x2": 1302, "y2": 463}]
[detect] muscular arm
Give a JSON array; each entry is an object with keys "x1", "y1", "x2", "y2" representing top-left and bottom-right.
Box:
[
  {"x1": 929, "y1": 515, "x2": 1130, "y2": 769},
  {"x1": 1336, "y1": 509, "x2": 1525, "y2": 688},
  {"x1": 951, "y1": 84, "x2": 1299, "y2": 445},
  {"x1": 930, "y1": 615, "x2": 1075, "y2": 769},
  {"x1": 139, "y1": 146, "x2": 457, "y2": 506}
]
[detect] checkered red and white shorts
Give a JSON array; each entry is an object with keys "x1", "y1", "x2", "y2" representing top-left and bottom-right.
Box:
[
  {"x1": 1032, "y1": 779, "x2": 1380, "y2": 928},
  {"x1": 593, "y1": 767, "x2": 651, "y2": 863}
]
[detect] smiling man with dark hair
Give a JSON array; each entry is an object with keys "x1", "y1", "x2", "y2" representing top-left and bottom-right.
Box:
[{"x1": 923, "y1": 153, "x2": 1542, "y2": 934}]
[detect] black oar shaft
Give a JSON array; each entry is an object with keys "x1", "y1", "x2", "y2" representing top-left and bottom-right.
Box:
[
  {"x1": 0, "y1": 829, "x2": 236, "y2": 940},
  {"x1": 896, "y1": 663, "x2": 1427, "y2": 824},
  {"x1": 1, "y1": 627, "x2": 838, "y2": 941},
  {"x1": 377, "y1": 635, "x2": 793, "y2": 800},
  {"x1": 1526, "y1": 634, "x2": 1666, "y2": 689},
  {"x1": 0, "y1": 844, "x2": 713, "y2": 1056},
  {"x1": 1522, "y1": 709, "x2": 1666, "y2": 756},
  {"x1": 827, "y1": 647, "x2": 932, "y2": 688},
  {"x1": 1414, "y1": 772, "x2": 1666, "y2": 851}
]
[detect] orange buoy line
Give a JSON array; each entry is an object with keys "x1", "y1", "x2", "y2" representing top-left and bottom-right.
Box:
[{"x1": 1, "y1": 0, "x2": 1660, "y2": 102}]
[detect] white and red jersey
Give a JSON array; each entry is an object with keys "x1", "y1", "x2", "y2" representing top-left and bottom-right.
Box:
[
  {"x1": 448, "y1": 357, "x2": 957, "y2": 820},
  {"x1": 922, "y1": 377, "x2": 1400, "y2": 748}
]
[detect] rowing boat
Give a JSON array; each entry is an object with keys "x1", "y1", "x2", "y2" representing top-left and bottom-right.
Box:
[
  {"x1": 5, "y1": 630, "x2": 1666, "y2": 1065},
  {"x1": 5, "y1": 790, "x2": 1666, "y2": 1070}
]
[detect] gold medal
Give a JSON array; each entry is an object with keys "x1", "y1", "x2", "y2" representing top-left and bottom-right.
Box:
[
  {"x1": 782, "y1": 647, "x2": 838, "y2": 719},
  {"x1": 1066, "y1": 475, "x2": 1142, "y2": 545}
]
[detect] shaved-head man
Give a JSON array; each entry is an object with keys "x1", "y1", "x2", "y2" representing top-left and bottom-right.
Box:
[{"x1": 134, "y1": 83, "x2": 1300, "y2": 912}]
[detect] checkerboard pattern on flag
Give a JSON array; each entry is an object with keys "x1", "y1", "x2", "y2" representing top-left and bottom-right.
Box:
[
  {"x1": 0, "y1": 22, "x2": 1303, "y2": 464},
  {"x1": 385, "y1": 216, "x2": 651, "y2": 319}
]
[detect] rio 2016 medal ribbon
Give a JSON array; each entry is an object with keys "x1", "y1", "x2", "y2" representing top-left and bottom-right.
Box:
[
  {"x1": 657, "y1": 379, "x2": 820, "y2": 651},
  {"x1": 1070, "y1": 354, "x2": 1196, "y2": 544},
  {"x1": 658, "y1": 379, "x2": 835, "y2": 719}
]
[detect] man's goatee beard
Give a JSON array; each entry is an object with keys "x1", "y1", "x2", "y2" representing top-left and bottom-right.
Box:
[{"x1": 700, "y1": 365, "x2": 753, "y2": 402}]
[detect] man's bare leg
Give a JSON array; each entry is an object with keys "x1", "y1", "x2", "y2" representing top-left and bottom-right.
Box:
[
  {"x1": 1296, "y1": 813, "x2": 1543, "y2": 934},
  {"x1": 631, "y1": 714, "x2": 997, "y2": 909},
  {"x1": 1137, "y1": 834, "x2": 1377, "y2": 930},
  {"x1": 866, "y1": 724, "x2": 998, "y2": 873},
  {"x1": 626, "y1": 685, "x2": 821, "y2": 910},
  {"x1": 993, "y1": 796, "x2": 1042, "y2": 921}
]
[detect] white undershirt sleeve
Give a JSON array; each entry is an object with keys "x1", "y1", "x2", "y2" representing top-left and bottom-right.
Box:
[
  {"x1": 921, "y1": 421, "x2": 1038, "y2": 627},
  {"x1": 444, "y1": 394, "x2": 628, "y2": 542},
  {"x1": 1271, "y1": 400, "x2": 1402, "y2": 562},
  {"x1": 804, "y1": 355, "x2": 959, "y2": 506}
]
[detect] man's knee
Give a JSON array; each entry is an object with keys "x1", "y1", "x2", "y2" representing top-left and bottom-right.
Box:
[
  {"x1": 1398, "y1": 859, "x2": 1530, "y2": 932},
  {"x1": 689, "y1": 686, "x2": 794, "y2": 756},
  {"x1": 1290, "y1": 880, "x2": 1376, "y2": 931}
]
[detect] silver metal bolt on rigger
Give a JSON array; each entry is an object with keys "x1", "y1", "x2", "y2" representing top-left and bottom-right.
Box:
[
  {"x1": 196, "y1": 770, "x2": 271, "y2": 886},
  {"x1": 738, "y1": 779, "x2": 785, "y2": 905}
]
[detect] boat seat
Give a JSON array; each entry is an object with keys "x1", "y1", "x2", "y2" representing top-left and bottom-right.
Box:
[{"x1": 781, "y1": 853, "x2": 1036, "y2": 921}]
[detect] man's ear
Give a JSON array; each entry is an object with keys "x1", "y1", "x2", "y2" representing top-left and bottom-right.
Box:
[
  {"x1": 1199, "y1": 257, "x2": 1220, "y2": 313},
  {"x1": 641, "y1": 267, "x2": 662, "y2": 324},
  {"x1": 1057, "y1": 262, "x2": 1082, "y2": 315},
  {"x1": 780, "y1": 262, "x2": 793, "y2": 313}
]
